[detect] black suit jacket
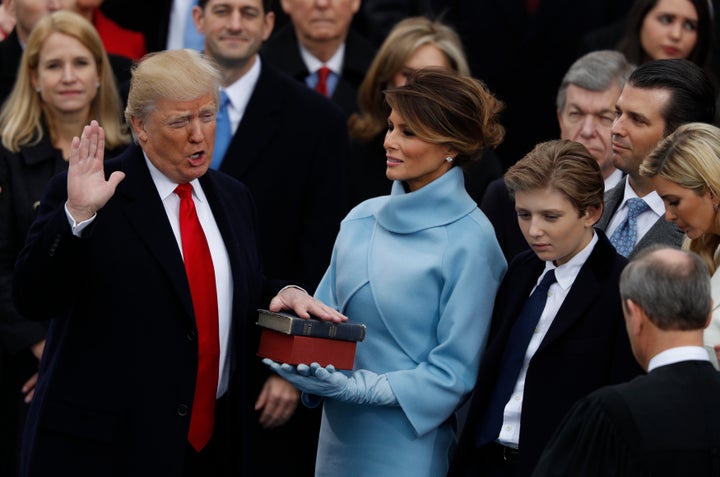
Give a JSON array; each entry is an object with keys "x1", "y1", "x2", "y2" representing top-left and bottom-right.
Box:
[
  {"x1": 596, "y1": 178, "x2": 685, "y2": 258},
  {"x1": 479, "y1": 176, "x2": 529, "y2": 263},
  {"x1": 13, "y1": 145, "x2": 280, "y2": 476},
  {"x1": 533, "y1": 360, "x2": 720, "y2": 476},
  {"x1": 449, "y1": 231, "x2": 643, "y2": 477},
  {"x1": 261, "y1": 24, "x2": 375, "y2": 118},
  {"x1": 219, "y1": 62, "x2": 349, "y2": 292}
]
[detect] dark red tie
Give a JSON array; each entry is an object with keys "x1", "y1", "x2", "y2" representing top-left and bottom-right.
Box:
[
  {"x1": 175, "y1": 183, "x2": 219, "y2": 452},
  {"x1": 316, "y1": 66, "x2": 331, "y2": 97}
]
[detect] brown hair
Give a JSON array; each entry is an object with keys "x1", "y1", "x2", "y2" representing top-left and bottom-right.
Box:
[
  {"x1": 382, "y1": 68, "x2": 504, "y2": 168},
  {"x1": 504, "y1": 140, "x2": 604, "y2": 218},
  {"x1": 348, "y1": 16, "x2": 470, "y2": 143}
]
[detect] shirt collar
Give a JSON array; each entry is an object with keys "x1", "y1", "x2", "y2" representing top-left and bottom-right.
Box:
[
  {"x1": 143, "y1": 150, "x2": 206, "y2": 204},
  {"x1": 223, "y1": 55, "x2": 262, "y2": 118},
  {"x1": 541, "y1": 231, "x2": 598, "y2": 292},
  {"x1": 299, "y1": 42, "x2": 345, "y2": 74},
  {"x1": 620, "y1": 177, "x2": 665, "y2": 217},
  {"x1": 648, "y1": 346, "x2": 710, "y2": 372}
]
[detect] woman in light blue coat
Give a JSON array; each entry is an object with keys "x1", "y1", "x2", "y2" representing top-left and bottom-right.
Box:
[{"x1": 266, "y1": 69, "x2": 507, "y2": 477}]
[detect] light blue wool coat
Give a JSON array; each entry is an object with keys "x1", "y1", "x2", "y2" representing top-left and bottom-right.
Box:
[{"x1": 313, "y1": 167, "x2": 507, "y2": 477}]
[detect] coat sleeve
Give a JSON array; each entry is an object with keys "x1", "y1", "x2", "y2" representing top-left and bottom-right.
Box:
[
  {"x1": 532, "y1": 391, "x2": 639, "y2": 477},
  {"x1": 385, "y1": 220, "x2": 507, "y2": 437}
]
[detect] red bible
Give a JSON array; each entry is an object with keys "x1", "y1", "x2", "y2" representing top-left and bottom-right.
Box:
[{"x1": 256, "y1": 309, "x2": 366, "y2": 370}]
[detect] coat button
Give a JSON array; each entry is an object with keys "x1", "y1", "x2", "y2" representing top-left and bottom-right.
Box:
[
  {"x1": 177, "y1": 404, "x2": 189, "y2": 416},
  {"x1": 186, "y1": 329, "x2": 197, "y2": 341}
]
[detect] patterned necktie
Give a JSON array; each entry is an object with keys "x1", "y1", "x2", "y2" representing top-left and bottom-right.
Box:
[
  {"x1": 609, "y1": 198, "x2": 650, "y2": 257},
  {"x1": 315, "y1": 66, "x2": 331, "y2": 97},
  {"x1": 183, "y1": 0, "x2": 205, "y2": 51},
  {"x1": 211, "y1": 90, "x2": 231, "y2": 170},
  {"x1": 476, "y1": 269, "x2": 557, "y2": 447},
  {"x1": 175, "y1": 183, "x2": 219, "y2": 452}
]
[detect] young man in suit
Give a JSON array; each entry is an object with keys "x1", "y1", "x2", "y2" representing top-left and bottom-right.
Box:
[
  {"x1": 11, "y1": 49, "x2": 344, "y2": 477},
  {"x1": 449, "y1": 140, "x2": 643, "y2": 477},
  {"x1": 261, "y1": 0, "x2": 375, "y2": 117},
  {"x1": 596, "y1": 58, "x2": 717, "y2": 258},
  {"x1": 192, "y1": 0, "x2": 349, "y2": 474},
  {"x1": 533, "y1": 246, "x2": 720, "y2": 476}
]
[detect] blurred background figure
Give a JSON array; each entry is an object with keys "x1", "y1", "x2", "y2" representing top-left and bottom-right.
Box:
[
  {"x1": 0, "y1": 10, "x2": 129, "y2": 476},
  {"x1": 0, "y1": 0, "x2": 16, "y2": 41},
  {"x1": 0, "y1": 0, "x2": 132, "y2": 106},
  {"x1": 346, "y1": 15, "x2": 503, "y2": 208},
  {"x1": 74, "y1": 0, "x2": 146, "y2": 60},
  {"x1": 262, "y1": 0, "x2": 375, "y2": 118},
  {"x1": 581, "y1": 0, "x2": 714, "y2": 71},
  {"x1": 639, "y1": 122, "x2": 720, "y2": 364},
  {"x1": 427, "y1": 0, "x2": 632, "y2": 170}
]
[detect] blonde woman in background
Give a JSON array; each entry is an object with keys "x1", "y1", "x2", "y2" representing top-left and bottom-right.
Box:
[{"x1": 640, "y1": 122, "x2": 720, "y2": 362}]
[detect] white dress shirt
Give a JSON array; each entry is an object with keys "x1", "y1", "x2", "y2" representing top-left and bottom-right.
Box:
[
  {"x1": 223, "y1": 55, "x2": 262, "y2": 134},
  {"x1": 148, "y1": 158, "x2": 233, "y2": 398},
  {"x1": 300, "y1": 42, "x2": 344, "y2": 96}
]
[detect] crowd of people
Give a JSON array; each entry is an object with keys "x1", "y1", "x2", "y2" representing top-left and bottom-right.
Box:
[{"x1": 1, "y1": 1, "x2": 720, "y2": 476}]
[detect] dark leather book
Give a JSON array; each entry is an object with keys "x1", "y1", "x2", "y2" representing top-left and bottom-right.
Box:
[{"x1": 256, "y1": 309, "x2": 366, "y2": 342}]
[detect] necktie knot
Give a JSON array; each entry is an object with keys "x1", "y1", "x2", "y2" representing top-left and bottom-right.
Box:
[
  {"x1": 536, "y1": 269, "x2": 557, "y2": 294},
  {"x1": 610, "y1": 197, "x2": 649, "y2": 257},
  {"x1": 175, "y1": 183, "x2": 193, "y2": 200},
  {"x1": 626, "y1": 198, "x2": 649, "y2": 218}
]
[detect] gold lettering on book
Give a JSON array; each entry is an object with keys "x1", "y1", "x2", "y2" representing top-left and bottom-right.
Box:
[
  {"x1": 328, "y1": 325, "x2": 337, "y2": 338},
  {"x1": 303, "y1": 322, "x2": 313, "y2": 335}
]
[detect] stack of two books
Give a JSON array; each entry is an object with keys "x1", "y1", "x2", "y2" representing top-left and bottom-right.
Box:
[{"x1": 256, "y1": 309, "x2": 367, "y2": 370}]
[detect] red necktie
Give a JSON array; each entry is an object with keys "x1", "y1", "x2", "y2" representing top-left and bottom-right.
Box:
[
  {"x1": 316, "y1": 66, "x2": 331, "y2": 97},
  {"x1": 175, "y1": 183, "x2": 219, "y2": 452}
]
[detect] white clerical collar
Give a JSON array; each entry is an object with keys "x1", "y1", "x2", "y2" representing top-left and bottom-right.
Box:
[{"x1": 647, "y1": 346, "x2": 710, "y2": 372}]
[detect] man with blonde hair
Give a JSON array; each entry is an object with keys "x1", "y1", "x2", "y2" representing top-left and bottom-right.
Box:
[{"x1": 13, "y1": 48, "x2": 344, "y2": 477}]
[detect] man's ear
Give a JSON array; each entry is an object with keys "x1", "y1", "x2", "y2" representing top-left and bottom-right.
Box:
[
  {"x1": 625, "y1": 299, "x2": 645, "y2": 337},
  {"x1": 192, "y1": 5, "x2": 205, "y2": 35},
  {"x1": 129, "y1": 116, "x2": 148, "y2": 144}
]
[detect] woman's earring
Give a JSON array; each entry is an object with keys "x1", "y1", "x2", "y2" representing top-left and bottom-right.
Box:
[
  {"x1": 445, "y1": 156, "x2": 454, "y2": 163},
  {"x1": 96, "y1": 82, "x2": 100, "y2": 89},
  {"x1": 35, "y1": 87, "x2": 41, "y2": 93}
]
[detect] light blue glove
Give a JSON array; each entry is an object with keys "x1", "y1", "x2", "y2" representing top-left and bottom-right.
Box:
[{"x1": 263, "y1": 359, "x2": 398, "y2": 406}]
